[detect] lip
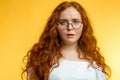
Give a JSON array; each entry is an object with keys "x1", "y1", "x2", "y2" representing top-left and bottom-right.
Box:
[{"x1": 66, "y1": 34, "x2": 74, "y2": 38}]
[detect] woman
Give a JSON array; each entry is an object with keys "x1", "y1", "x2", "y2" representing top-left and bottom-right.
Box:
[{"x1": 22, "y1": 1, "x2": 111, "y2": 80}]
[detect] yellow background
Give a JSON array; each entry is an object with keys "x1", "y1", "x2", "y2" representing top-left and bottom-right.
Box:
[{"x1": 0, "y1": 0, "x2": 120, "y2": 80}]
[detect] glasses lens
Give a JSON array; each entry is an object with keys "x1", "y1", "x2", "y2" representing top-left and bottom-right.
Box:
[
  {"x1": 72, "y1": 20, "x2": 82, "y2": 28},
  {"x1": 58, "y1": 20, "x2": 67, "y2": 27}
]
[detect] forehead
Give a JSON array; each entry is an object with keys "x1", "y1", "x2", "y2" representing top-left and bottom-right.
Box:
[{"x1": 59, "y1": 7, "x2": 81, "y2": 20}]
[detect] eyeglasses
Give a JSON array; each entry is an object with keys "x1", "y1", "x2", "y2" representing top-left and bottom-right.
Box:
[{"x1": 57, "y1": 19, "x2": 83, "y2": 29}]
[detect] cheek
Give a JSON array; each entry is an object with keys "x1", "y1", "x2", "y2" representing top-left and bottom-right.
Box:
[
  {"x1": 57, "y1": 27, "x2": 66, "y2": 37},
  {"x1": 57, "y1": 30, "x2": 65, "y2": 38},
  {"x1": 76, "y1": 27, "x2": 83, "y2": 37}
]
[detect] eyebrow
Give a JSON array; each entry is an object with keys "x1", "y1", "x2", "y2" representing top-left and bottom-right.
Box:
[{"x1": 59, "y1": 18, "x2": 81, "y2": 21}]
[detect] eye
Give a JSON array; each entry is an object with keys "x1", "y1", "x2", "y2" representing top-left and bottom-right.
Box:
[
  {"x1": 58, "y1": 20, "x2": 67, "y2": 26},
  {"x1": 72, "y1": 20, "x2": 81, "y2": 25}
]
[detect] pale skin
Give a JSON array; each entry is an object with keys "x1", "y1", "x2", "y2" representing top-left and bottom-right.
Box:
[{"x1": 57, "y1": 7, "x2": 88, "y2": 62}]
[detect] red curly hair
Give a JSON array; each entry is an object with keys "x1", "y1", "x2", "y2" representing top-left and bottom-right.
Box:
[{"x1": 22, "y1": 1, "x2": 111, "y2": 80}]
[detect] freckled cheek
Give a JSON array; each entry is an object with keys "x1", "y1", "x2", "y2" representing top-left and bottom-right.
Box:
[
  {"x1": 75, "y1": 29, "x2": 83, "y2": 38},
  {"x1": 57, "y1": 27, "x2": 66, "y2": 34},
  {"x1": 57, "y1": 29, "x2": 66, "y2": 37},
  {"x1": 58, "y1": 31, "x2": 66, "y2": 37}
]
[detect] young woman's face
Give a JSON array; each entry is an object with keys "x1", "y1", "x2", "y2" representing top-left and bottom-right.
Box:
[{"x1": 57, "y1": 7, "x2": 83, "y2": 45}]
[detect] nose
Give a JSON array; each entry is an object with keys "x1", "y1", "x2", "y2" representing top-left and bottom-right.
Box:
[{"x1": 67, "y1": 23, "x2": 73, "y2": 30}]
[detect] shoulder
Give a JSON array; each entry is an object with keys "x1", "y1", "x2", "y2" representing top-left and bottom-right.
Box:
[
  {"x1": 95, "y1": 69, "x2": 106, "y2": 80},
  {"x1": 92, "y1": 61, "x2": 107, "y2": 80}
]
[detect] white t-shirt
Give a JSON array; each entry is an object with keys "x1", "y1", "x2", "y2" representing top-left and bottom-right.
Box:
[{"x1": 49, "y1": 58, "x2": 106, "y2": 80}]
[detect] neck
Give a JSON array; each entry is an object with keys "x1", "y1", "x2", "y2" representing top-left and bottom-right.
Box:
[
  {"x1": 60, "y1": 42, "x2": 80, "y2": 60},
  {"x1": 61, "y1": 42, "x2": 78, "y2": 51}
]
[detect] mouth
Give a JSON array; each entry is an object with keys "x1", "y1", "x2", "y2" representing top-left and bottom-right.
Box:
[{"x1": 66, "y1": 34, "x2": 74, "y2": 38}]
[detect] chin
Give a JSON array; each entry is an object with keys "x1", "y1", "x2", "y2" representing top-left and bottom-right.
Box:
[{"x1": 64, "y1": 40, "x2": 77, "y2": 45}]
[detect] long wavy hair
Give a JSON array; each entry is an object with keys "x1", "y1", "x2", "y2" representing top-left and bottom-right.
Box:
[{"x1": 22, "y1": 1, "x2": 111, "y2": 80}]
